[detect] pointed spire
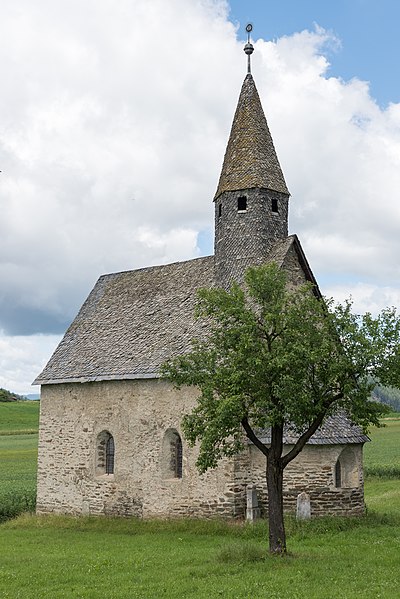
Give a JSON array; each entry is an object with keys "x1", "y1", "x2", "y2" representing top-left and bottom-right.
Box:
[{"x1": 214, "y1": 34, "x2": 289, "y2": 200}]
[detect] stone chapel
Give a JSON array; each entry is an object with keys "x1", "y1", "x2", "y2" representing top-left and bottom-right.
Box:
[{"x1": 34, "y1": 34, "x2": 368, "y2": 519}]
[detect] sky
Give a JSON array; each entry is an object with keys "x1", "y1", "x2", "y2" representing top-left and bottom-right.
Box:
[{"x1": 1, "y1": 0, "x2": 399, "y2": 395}]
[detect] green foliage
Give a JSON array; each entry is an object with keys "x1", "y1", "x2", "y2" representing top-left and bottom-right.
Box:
[
  {"x1": 0, "y1": 387, "x2": 25, "y2": 402},
  {"x1": 0, "y1": 489, "x2": 36, "y2": 523},
  {"x1": 162, "y1": 263, "x2": 399, "y2": 474},
  {"x1": 364, "y1": 465, "x2": 400, "y2": 478}
]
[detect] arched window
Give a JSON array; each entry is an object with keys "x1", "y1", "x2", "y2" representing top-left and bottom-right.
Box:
[
  {"x1": 105, "y1": 435, "x2": 115, "y2": 474},
  {"x1": 162, "y1": 429, "x2": 183, "y2": 479},
  {"x1": 174, "y1": 435, "x2": 183, "y2": 478},
  {"x1": 335, "y1": 460, "x2": 341, "y2": 488},
  {"x1": 334, "y1": 447, "x2": 359, "y2": 489},
  {"x1": 96, "y1": 431, "x2": 115, "y2": 476}
]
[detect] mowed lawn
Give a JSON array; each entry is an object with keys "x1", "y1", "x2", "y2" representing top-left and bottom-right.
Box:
[{"x1": 0, "y1": 404, "x2": 399, "y2": 599}]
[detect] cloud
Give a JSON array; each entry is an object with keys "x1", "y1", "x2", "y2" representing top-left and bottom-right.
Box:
[
  {"x1": 0, "y1": 0, "x2": 236, "y2": 336},
  {"x1": 0, "y1": 2, "x2": 399, "y2": 391},
  {"x1": 0, "y1": 332, "x2": 61, "y2": 395},
  {"x1": 323, "y1": 283, "x2": 400, "y2": 316},
  {"x1": 252, "y1": 29, "x2": 400, "y2": 285}
]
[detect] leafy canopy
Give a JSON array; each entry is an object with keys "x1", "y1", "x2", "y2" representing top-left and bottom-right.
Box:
[{"x1": 161, "y1": 263, "x2": 399, "y2": 473}]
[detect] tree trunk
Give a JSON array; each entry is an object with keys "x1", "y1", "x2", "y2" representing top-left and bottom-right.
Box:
[{"x1": 266, "y1": 423, "x2": 286, "y2": 554}]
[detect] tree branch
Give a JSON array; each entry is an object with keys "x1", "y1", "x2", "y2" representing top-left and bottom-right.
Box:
[
  {"x1": 280, "y1": 392, "x2": 344, "y2": 469},
  {"x1": 241, "y1": 417, "x2": 269, "y2": 457}
]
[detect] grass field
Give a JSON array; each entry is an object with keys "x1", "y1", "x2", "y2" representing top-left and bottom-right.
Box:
[
  {"x1": 364, "y1": 416, "x2": 400, "y2": 476},
  {"x1": 0, "y1": 402, "x2": 39, "y2": 498},
  {"x1": 0, "y1": 403, "x2": 399, "y2": 598},
  {"x1": 0, "y1": 400, "x2": 39, "y2": 435}
]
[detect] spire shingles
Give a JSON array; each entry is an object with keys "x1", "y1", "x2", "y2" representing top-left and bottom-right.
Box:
[{"x1": 214, "y1": 74, "x2": 289, "y2": 200}]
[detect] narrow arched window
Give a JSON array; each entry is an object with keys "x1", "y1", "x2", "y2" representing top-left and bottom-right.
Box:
[
  {"x1": 335, "y1": 460, "x2": 341, "y2": 488},
  {"x1": 96, "y1": 430, "x2": 115, "y2": 476},
  {"x1": 174, "y1": 435, "x2": 183, "y2": 478},
  {"x1": 162, "y1": 429, "x2": 183, "y2": 479},
  {"x1": 105, "y1": 436, "x2": 115, "y2": 474},
  {"x1": 271, "y1": 198, "x2": 279, "y2": 213}
]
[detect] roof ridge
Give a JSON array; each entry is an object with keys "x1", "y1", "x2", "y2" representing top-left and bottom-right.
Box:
[{"x1": 98, "y1": 254, "x2": 214, "y2": 281}]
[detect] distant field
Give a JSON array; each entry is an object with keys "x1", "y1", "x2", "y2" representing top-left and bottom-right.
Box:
[
  {"x1": 0, "y1": 400, "x2": 39, "y2": 434},
  {"x1": 0, "y1": 434, "x2": 38, "y2": 496},
  {"x1": 364, "y1": 416, "x2": 400, "y2": 476},
  {"x1": 0, "y1": 402, "x2": 38, "y2": 505}
]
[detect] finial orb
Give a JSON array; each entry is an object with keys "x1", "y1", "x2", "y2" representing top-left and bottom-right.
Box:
[
  {"x1": 246, "y1": 23, "x2": 253, "y2": 33},
  {"x1": 244, "y1": 42, "x2": 254, "y2": 56}
]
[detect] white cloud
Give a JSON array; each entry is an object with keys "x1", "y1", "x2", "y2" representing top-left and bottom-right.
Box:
[
  {"x1": 0, "y1": 332, "x2": 61, "y2": 395},
  {"x1": 0, "y1": 2, "x2": 399, "y2": 391},
  {"x1": 252, "y1": 30, "x2": 400, "y2": 286},
  {"x1": 323, "y1": 283, "x2": 400, "y2": 316}
]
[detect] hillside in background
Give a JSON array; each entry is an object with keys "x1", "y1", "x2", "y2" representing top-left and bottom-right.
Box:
[
  {"x1": 373, "y1": 385, "x2": 400, "y2": 413},
  {"x1": 0, "y1": 388, "x2": 26, "y2": 402}
]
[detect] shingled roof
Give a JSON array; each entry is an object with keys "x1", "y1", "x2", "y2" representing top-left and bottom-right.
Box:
[
  {"x1": 214, "y1": 74, "x2": 289, "y2": 200},
  {"x1": 34, "y1": 236, "x2": 319, "y2": 385},
  {"x1": 255, "y1": 413, "x2": 370, "y2": 445},
  {"x1": 34, "y1": 256, "x2": 214, "y2": 385}
]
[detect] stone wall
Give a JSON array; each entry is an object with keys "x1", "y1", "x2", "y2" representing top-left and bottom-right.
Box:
[
  {"x1": 37, "y1": 379, "x2": 243, "y2": 519},
  {"x1": 214, "y1": 187, "x2": 289, "y2": 288},
  {"x1": 243, "y1": 442, "x2": 366, "y2": 517},
  {"x1": 37, "y1": 379, "x2": 366, "y2": 519}
]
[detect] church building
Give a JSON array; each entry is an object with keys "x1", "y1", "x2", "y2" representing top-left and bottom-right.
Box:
[{"x1": 34, "y1": 34, "x2": 368, "y2": 519}]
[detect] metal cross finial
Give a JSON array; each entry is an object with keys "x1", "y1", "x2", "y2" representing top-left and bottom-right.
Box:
[{"x1": 244, "y1": 23, "x2": 254, "y2": 75}]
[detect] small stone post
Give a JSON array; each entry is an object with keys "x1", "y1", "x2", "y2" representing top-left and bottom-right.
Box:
[
  {"x1": 246, "y1": 484, "x2": 260, "y2": 522},
  {"x1": 296, "y1": 491, "x2": 311, "y2": 520}
]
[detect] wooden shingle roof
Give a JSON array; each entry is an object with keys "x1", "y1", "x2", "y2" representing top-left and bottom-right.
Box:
[{"x1": 214, "y1": 74, "x2": 289, "y2": 200}]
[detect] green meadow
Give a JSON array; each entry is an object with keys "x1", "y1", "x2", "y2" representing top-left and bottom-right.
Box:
[{"x1": 0, "y1": 402, "x2": 399, "y2": 598}]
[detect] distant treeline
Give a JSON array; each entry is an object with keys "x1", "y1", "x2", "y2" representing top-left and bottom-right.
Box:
[
  {"x1": 0, "y1": 388, "x2": 26, "y2": 402},
  {"x1": 373, "y1": 385, "x2": 400, "y2": 413}
]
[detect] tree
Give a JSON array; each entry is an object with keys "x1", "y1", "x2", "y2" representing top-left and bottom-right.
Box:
[
  {"x1": 161, "y1": 263, "x2": 400, "y2": 554},
  {"x1": 0, "y1": 388, "x2": 24, "y2": 402}
]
